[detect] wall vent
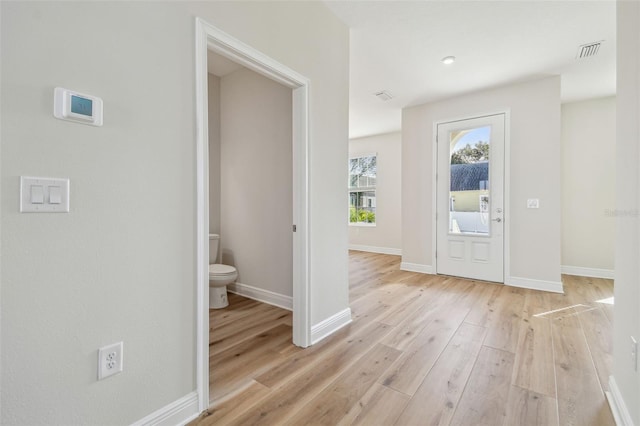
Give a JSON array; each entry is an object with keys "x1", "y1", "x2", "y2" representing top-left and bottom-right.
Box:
[
  {"x1": 576, "y1": 41, "x2": 603, "y2": 59},
  {"x1": 374, "y1": 90, "x2": 393, "y2": 101}
]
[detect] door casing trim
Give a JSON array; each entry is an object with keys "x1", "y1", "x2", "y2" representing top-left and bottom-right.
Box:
[{"x1": 194, "y1": 17, "x2": 311, "y2": 411}]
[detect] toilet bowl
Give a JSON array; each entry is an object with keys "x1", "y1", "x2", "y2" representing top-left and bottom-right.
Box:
[
  {"x1": 209, "y1": 264, "x2": 238, "y2": 309},
  {"x1": 209, "y1": 234, "x2": 238, "y2": 309}
]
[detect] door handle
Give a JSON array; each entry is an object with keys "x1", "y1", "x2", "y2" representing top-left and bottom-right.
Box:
[{"x1": 492, "y1": 218, "x2": 502, "y2": 223}]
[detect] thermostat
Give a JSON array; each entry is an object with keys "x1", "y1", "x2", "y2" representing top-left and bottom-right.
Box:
[{"x1": 54, "y1": 87, "x2": 103, "y2": 126}]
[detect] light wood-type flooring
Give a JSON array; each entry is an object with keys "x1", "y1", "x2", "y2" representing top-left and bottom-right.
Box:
[{"x1": 191, "y1": 251, "x2": 615, "y2": 426}]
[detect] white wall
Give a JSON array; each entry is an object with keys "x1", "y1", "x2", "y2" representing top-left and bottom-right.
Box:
[
  {"x1": 402, "y1": 76, "x2": 562, "y2": 287},
  {"x1": 208, "y1": 73, "x2": 221, "y2": 236},
  {"x1": 612, "y1": 1, "x2": 640, "y2": 423},
  {"x1": 561, "y1": 97, "x2": 616, "y2": 275},
  {"x1": 0, "y1": 2, "x2": 349, "y2": 424},
  {"x1": 219, "y1": 67, "x2": 293, "y2": 298},
  {"x1": 348, "y1": 132, "x2": 402, "y2": 254}
]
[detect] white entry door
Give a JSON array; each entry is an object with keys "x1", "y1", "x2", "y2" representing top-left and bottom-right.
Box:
[{"x1": 436, "y1": 114, "x2": 505, "y2": 282}]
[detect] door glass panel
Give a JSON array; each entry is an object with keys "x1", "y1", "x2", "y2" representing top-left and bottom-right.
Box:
[{"x1": 449, "y1": 126, "x2": 491, "y2": 235}]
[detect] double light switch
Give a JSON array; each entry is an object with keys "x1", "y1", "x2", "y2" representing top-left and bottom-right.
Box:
[{"x1": 20, "y1": 176, "x2": 70, "y2": 212}]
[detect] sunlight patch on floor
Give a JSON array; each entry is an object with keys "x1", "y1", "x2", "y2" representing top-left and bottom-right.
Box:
[{"x1": 533, "y1": 304, "x2": 591, "y2": 318}]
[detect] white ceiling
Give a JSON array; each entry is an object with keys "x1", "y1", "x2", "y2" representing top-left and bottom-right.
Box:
[{"x1": 324, "y1": 1, "x2": 616, "y2": 139}]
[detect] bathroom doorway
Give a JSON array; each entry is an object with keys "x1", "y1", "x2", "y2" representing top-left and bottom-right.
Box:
[
  {"x1": 207, "y1": 52, "x2": 294, "y2": 306},
  {"x1": 195, "y1": 19, "x2": 311, "y2": 410}
]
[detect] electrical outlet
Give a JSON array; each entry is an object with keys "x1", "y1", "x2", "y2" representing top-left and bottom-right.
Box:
[
  {"x1": 98, "y1": 341, "x2": 123, "y2": 380},
  {"x1": 631, "y1": 336, "x2": 637, "y2": 371},
  {"x1": 527, "y1": 198, "x2": 540, "y2": 209}
]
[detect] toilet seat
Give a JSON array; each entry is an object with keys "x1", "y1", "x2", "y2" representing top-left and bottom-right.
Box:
[{"x1": 209, "y1": 263, "x2": 237, "y2": 277}]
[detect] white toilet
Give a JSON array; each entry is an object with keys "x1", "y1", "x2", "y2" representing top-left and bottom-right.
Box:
[{"x1": 209, "y1": 234, "x2": 238, "y2": 309}]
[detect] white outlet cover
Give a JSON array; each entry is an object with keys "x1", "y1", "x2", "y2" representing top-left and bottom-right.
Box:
[
  {"x1": 527, "y1": 198, "x2": 540, "y2": 209},
  {"x1": 98, "y1": 341, "x2": 123, "y2": 380}
]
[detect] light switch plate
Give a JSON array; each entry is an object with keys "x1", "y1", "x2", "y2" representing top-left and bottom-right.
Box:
[{"x1": 20, "y1": 176, "x2": 70, "y2": 213}]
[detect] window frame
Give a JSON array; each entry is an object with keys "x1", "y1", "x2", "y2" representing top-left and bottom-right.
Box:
[{"x1": 349, "y1": 153, "x2": 377, "y2": 226}]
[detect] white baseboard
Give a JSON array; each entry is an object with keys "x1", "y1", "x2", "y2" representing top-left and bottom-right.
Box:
[
  {"x1": 227, "y1": 282, "x2": 293, "y2": 311},
  {"x1": 506, "y1": 276, "x2": 564, "y2": 294},
  {"x1": 349, "y1": 244, "x2": 402, "y2": 256},
  {"x1": 561, "y1": 265, "x2": 615, "y2": 279},
  {"x1": 311, "y1": 308, "x2": 352, "y2": 344},
  {"x1": 400, "y1": 262, "x2": 434, "y2": 274},
  {"x1": 132, "y1": 391, "x2": 200, "y2": 426},
  {"x1": 607, "y1": 376, "x2": 635, "y2": 426}
]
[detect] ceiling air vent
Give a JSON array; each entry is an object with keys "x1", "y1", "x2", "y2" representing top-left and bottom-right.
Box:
[
  {"x1": 374, "y1": 90, "x2": 393, "y2": 101},
  {"x1": 576, "y1": 41, "x2": 603, "y2": 59}
]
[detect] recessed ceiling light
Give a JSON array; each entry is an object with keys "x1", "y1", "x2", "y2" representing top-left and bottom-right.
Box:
[{"x1": 441, "y1": 56, "x2": 456, "y2": 65}]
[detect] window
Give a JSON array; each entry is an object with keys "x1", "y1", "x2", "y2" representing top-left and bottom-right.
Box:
[
  {"x1": 449, "y1": 126, "x2": 490, "y2": 234},
  {"x1": 349, "y1": 155, "x2": 377, "y2": 224}
]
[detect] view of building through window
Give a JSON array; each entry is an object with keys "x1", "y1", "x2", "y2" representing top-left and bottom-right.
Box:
[
  {"x1": 449, "y1": 126, "x2": 491, "y2": 234},
  {"x1": 349, "y1": 155, "x2": 377, "y2": 224}
]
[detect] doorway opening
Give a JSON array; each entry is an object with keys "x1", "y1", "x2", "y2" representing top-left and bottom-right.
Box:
[{"x1": 195, "y1": 18, "x2": 311, "y2": 410}]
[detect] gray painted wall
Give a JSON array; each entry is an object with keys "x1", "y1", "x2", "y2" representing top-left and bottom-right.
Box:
[
  {"x1": 220, "y1": 67, "x2": 293, "y2": 297},
  {"x1": 402, "y1": 76, "x2": 562, "y2": 285},
  {"x1": 348, "y1": 132, "x2": 402, "y2": 253},
  {"x1": 208, "y1": 73, "x2": 222, "y2": 238},
  {"x1": 0, "y1": 2, "x2": 349, "y2": 424},
  {"x1": 561, "y1": 97, "x2": 616, "y2": 272},
  {"x1": 613, "y1": 1, "x2": 640, "y2": 422}
]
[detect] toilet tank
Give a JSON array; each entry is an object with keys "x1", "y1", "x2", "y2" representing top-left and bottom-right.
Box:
[{"x1": 209, "y1": 234, "x2": 220, "y2": 264}]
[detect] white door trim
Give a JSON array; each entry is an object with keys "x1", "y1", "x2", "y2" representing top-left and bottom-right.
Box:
[
  {"x1": 431, "y1": 110, "x2": 511, "y2": 281},
  {"x1": 194, "y1": 17, "x2": 311, "y2": 412}
]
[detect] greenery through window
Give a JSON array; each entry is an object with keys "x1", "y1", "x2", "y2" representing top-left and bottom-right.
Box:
[
  {"x1": 349, "y1": 155, "x2": 377, "y2": 224},
  {"x1": 450, "y1": 141, "x2": 489, "y2": 164}
]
